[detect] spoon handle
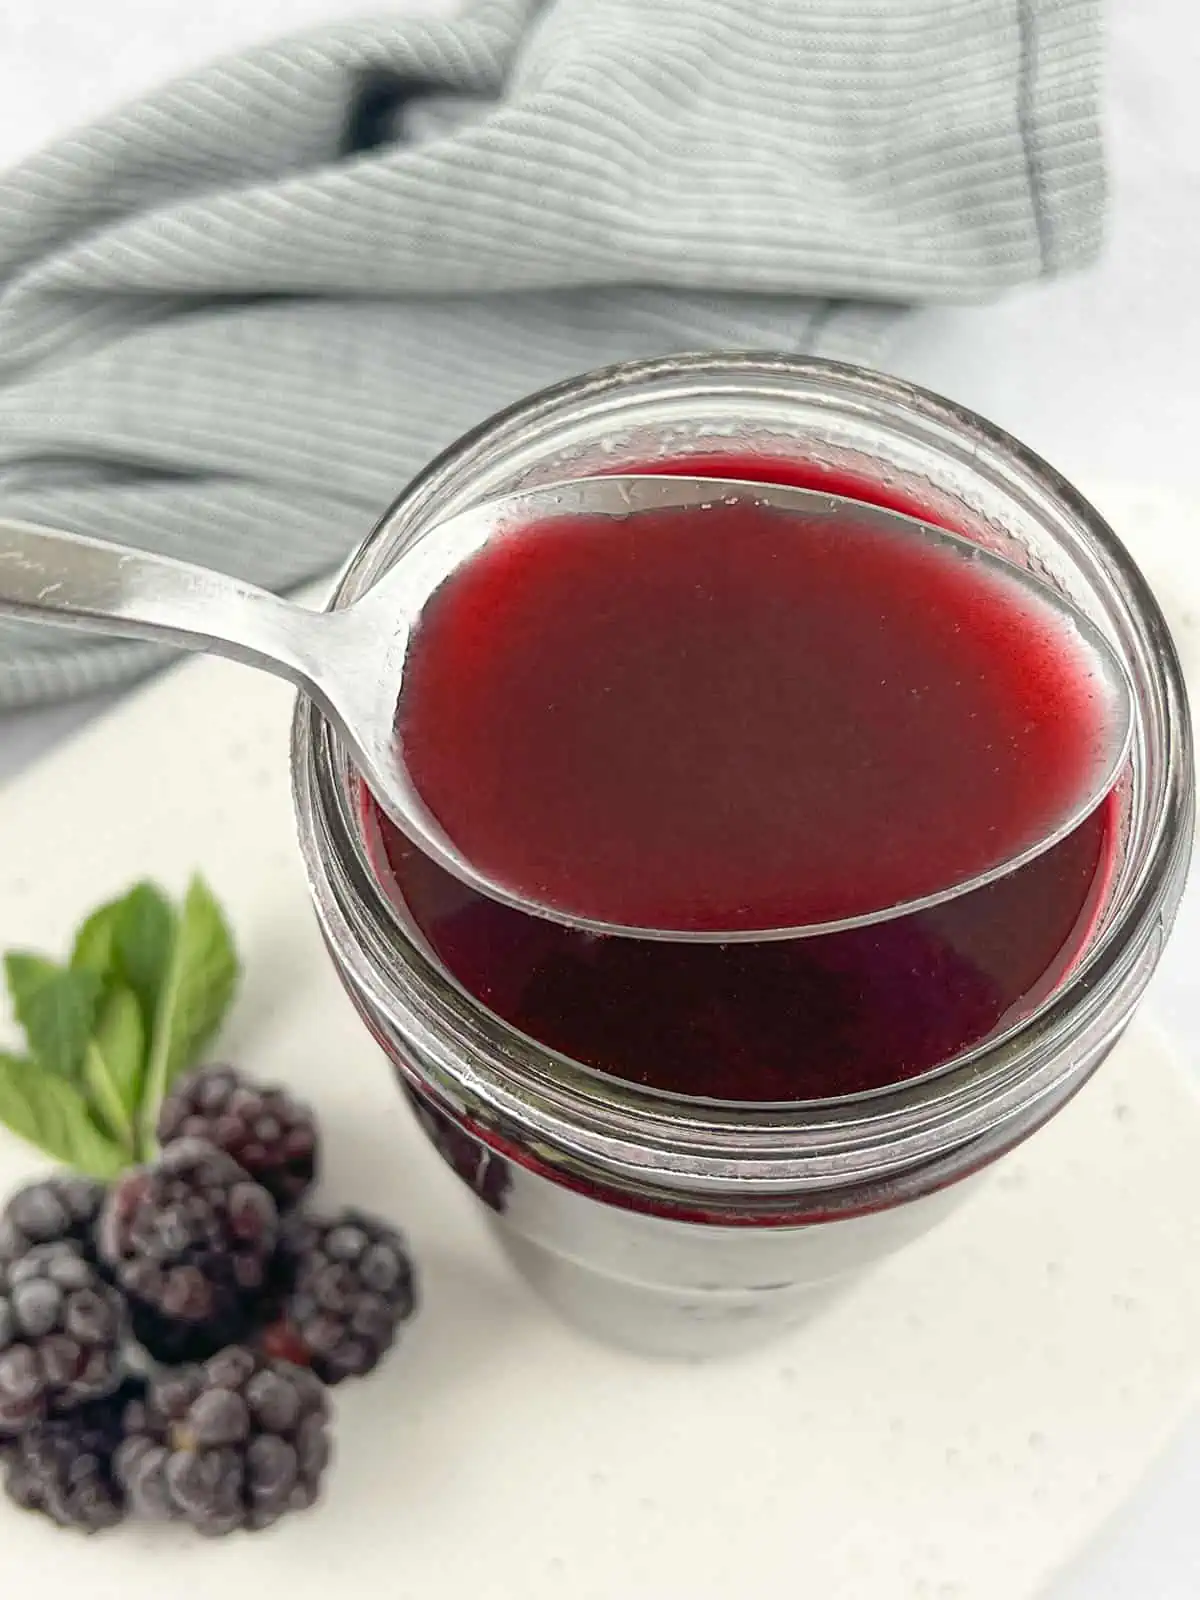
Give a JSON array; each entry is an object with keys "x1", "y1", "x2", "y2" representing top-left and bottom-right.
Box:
[{"x1": 0, "y1": 517, "x2": 332, "y2": 691}]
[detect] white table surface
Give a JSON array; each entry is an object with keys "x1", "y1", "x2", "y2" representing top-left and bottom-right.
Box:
[{"x1": 1, "y1": 1, "x2": 1198, "y2": 1592}]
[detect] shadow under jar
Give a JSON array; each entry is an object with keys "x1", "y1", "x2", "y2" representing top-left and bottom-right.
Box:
[{"x1": 292, "y1": 355, "x2": 1193, "y2": 1359}]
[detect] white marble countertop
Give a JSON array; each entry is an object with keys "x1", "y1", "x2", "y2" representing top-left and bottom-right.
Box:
[{"x1": 1, "y1": 0, "x2": 1198, "y2": 1592}]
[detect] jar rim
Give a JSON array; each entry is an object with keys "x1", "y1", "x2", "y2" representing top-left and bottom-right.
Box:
[{"x1": 291, "y1": 353, "x2": 1194, "y2": 1201}]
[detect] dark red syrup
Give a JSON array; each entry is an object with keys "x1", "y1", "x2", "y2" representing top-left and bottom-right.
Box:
[{"x1": 363, "y1": 454, "x2": 1117, "y2": 1101}]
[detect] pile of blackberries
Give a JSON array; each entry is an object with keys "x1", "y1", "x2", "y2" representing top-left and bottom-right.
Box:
[{"x1": 0, "y1": 1068, "x2": 416, "y2": 1536}]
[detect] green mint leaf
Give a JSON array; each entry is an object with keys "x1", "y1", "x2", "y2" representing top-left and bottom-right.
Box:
[
  {"x1": 113, "y1": 883, "x2": 176, "y2": 1038},
  {"x1": 70, "y1": 898, "x2": 125, "y2": 977},
  {"x1": 139, "y1": 876, "x2": 238, "y2": 1149},
  {"x1": 82, "y1": 986, "x2": 143, "y2": 1155},
  {"x1": 0, "y1": 1052, "x2": 125, "y2": 1178},
  {"x1": 4, "y1": 954, "x2": 103, "y2": 1081}
]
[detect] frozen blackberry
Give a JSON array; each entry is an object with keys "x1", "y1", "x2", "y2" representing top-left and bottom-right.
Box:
[
  {"x1": 157, "y1": 1067, "x2": 318, "y2": 1210},
  {"x1": 115, "y1": 1347, "x2": 331, "y2": 1534},
  {"x1": 98, "y1": 1140, "x2": 278, "y2": 1364},
  {"x1": 3, "y1": 1381, "x2": 141, "y2": 1532},
  {"x1": 263, "y1": 1210, "x2": 416, "y2": 1385},
  {"x1": 0, "y1": 1176, "x2": 107, "y2": 1264},
  {"x1": 0, "y1": 1243, "x2": 125, "y2": 1435}
]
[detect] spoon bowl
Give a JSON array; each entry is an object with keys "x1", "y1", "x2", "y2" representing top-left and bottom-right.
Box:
[{"x1": 0, "y1": 475, "x2": 1134, "y2": 942}]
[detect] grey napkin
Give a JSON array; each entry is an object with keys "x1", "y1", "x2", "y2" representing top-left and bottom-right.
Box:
[{"x1": 0, "y1": 0, "x2": 1103, "y2": 706}]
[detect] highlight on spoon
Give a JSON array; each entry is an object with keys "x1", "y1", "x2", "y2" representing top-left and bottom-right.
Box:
[{"x1": 359, "y1": 475, "x2": 1134, "y2": 943}]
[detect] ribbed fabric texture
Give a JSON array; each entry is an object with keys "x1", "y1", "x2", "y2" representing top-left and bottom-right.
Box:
[{"x1": 0, "y1": 0, "x2": 1103, "y2": 706}]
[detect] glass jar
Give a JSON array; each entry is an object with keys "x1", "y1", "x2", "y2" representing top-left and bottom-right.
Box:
[{"x1": 292, "y1": 354, "x2": 1193, "y2": 1359}]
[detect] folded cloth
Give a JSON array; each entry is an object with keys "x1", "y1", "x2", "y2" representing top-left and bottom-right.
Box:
[{"x1": 0, "y1": 0, "x2": 1103, "y2": 706}]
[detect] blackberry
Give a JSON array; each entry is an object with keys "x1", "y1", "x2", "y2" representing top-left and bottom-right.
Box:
[
  {"x1": 3, "y1": 1381, "x2": 141, "y2": 1532},
  {"x1": 0, "y1": 1244, "x2": 125, "y2": 1435},
  {"x1": 98, "y1": 1140, "x2": 278, "y2": 1364},
  {"x1": 115, "y1": 1347, "x2": 331, "y2": 1534},
  {"x1": 262, "y1": 1210, "x2": 416, "y2": 1384},
  {"x1": 157, "y1": 1067, "x2": 318, "y2": 1210},
  {"x1": 0, "y1": 1176, "x2": 107, "y2": 1263}
]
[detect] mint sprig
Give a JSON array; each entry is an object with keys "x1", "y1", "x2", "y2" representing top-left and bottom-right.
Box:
[{"x1": 0, "y1": 876, "x2": 239, "y2": 1175}]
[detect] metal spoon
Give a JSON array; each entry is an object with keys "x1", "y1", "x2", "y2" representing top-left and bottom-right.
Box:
[{"x1": 0, "y1": 475, "x2": 1133, "y2": 943}]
